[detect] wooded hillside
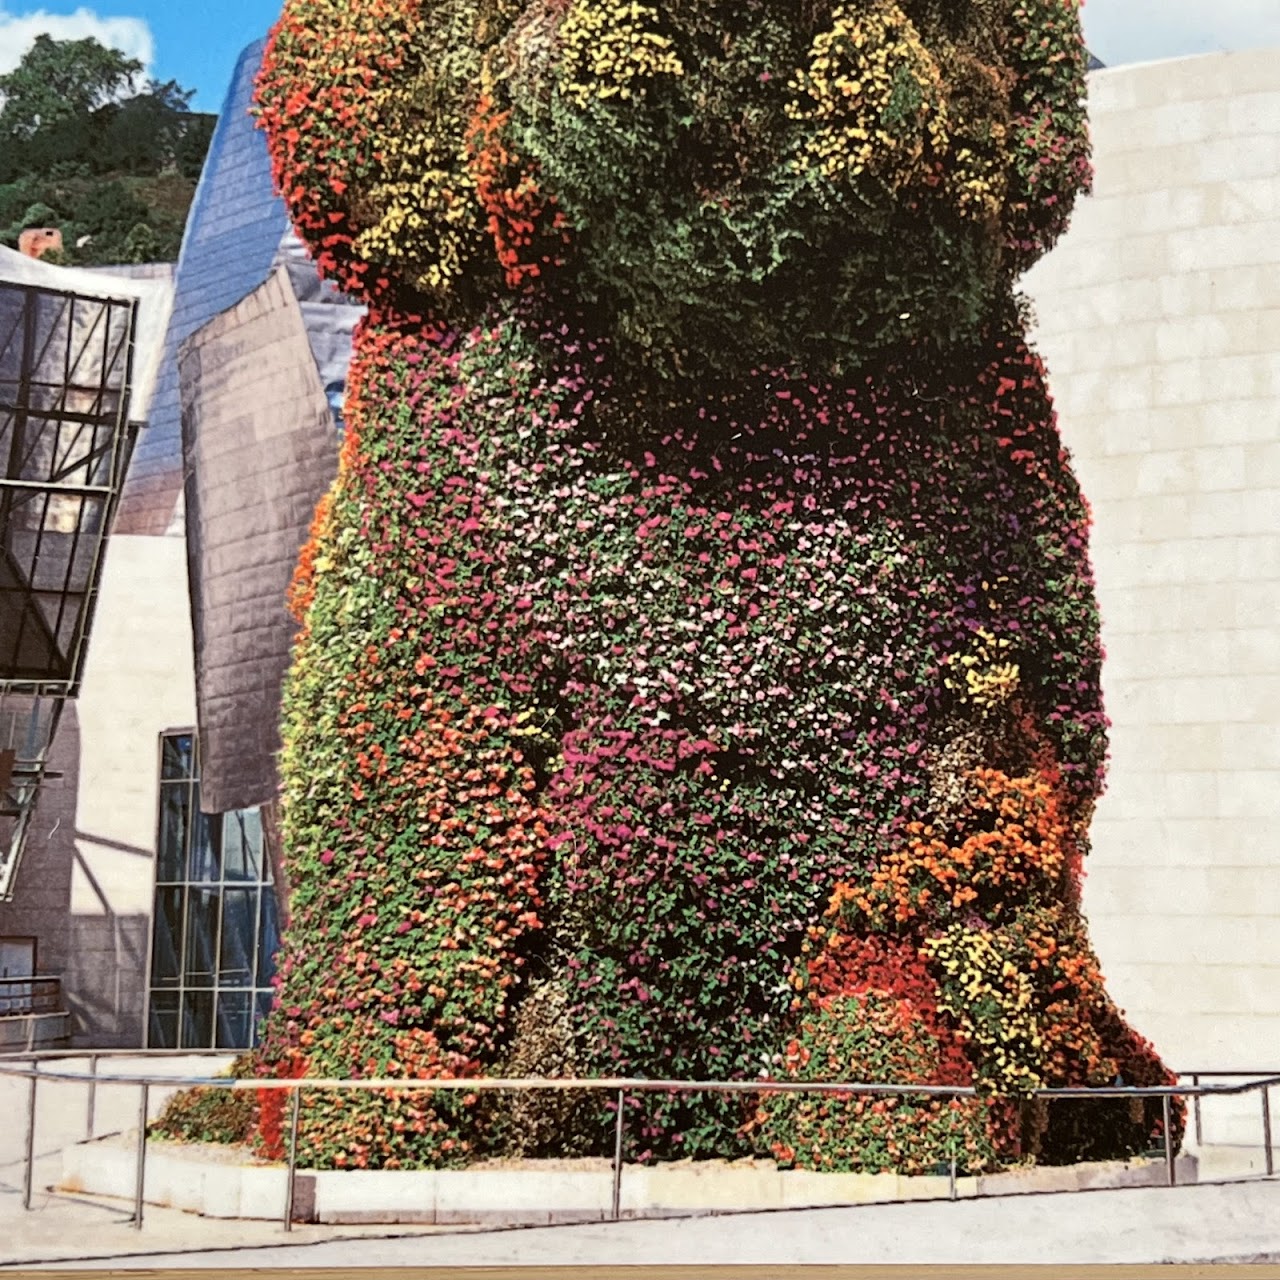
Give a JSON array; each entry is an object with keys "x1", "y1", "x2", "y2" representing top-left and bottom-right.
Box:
[{"x1": 0, "y1": 35, "x2": 215, "y2": 266}]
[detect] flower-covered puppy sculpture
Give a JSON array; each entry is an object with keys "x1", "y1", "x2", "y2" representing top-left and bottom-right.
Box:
[{"x1": 248, "y1": 0, "x2": 1180, "y2": 1172}]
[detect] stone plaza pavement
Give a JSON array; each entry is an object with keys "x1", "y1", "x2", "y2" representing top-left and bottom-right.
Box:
[
  {"x1": 5, "y1": 1181, "x2": 1280, "y2": 1269},
  {"x1": 0, "y1": 1055, "x2": 452, "y2": 1267},
  {"x1": 3, "y1": 1056, "x2": 1279, "y2": 1268}
]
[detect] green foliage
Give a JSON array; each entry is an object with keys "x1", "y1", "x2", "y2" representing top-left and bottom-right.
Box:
[
  {"x1": 75, "y1": 180, "x2": 150, "y2": 241},
  {"x1": 118, "y1": 220, "x2": 165, "y2": 264},
  {"x1": 0, "y1": 173, "x2": 189, "y2": 265},
  {"x1": 11, "y1": 200, "x2": 58, "y2": 232},
  {"x1": 241, "y1": 0, "x2": 1177, "y2": 1180},
  {"x1": 0, "y1": 34, "x2": 141, "y2": 140},
  {"x1": 0, "y1": 35, "x2": 215, "y2": 263},
  {"x1": 173, "y1": 113, "x2": 219, "y2": 180},
  {"x1": 754, "y1": 993, "x2": 1006, "y2": 1175},
  {"x1": 152, "y1": 1084, "x2": 257, "y2": 1147},
  {"x1": 97, "y1": 85, "x2": 193, "y2": 175}
]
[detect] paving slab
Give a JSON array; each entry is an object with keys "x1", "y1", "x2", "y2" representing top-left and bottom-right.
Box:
[
  {"x1": 5, "y1": 1179, "x2": 1280, "y2": 1269},
  {"x1": 4, "y1": 1058, "x2": 1278, "y2": 1269}
]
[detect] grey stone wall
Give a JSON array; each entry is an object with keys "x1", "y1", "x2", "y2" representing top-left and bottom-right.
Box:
[{"x1": 1025, "y1": 49, "x2": 1280, "y2": 1114}]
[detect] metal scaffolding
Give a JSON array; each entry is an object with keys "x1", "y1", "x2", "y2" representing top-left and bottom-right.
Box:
[{"x1": 0, "y1": 278, "x2": 138, "y2": 899}]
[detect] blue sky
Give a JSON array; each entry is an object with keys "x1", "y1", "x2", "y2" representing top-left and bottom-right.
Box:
[{"x1": 2, "y1": 1, "x2": 1280, "y2": 113}]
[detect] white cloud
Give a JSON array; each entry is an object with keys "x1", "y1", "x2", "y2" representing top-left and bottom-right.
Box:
[
  {"x1": 1084, "y1": 0, "x2": 1280, "y2": 67},
  {"x1": 0, "y1": 7, "x2": 154, "y2": 79}
]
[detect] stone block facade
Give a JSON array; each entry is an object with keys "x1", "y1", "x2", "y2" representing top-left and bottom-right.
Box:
[{"x1": 1024, "y1": 50, "x2": 1280, "y2": 1122}]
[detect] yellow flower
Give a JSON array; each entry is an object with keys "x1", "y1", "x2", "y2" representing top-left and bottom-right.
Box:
[
  {"x1": 786, "y1": 2, "x2": 948, "y2": 195},
  {"x1": 557, "y1": 0, "x2": 683, "y2": 107}
]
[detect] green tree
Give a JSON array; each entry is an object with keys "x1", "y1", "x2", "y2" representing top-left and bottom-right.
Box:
[
  {"x1": 69, "y1": 180, "x2": 151, "y2": 258},
  {"x1": 0, "y1": 35, "x2": 142, "y2": 182},
  {"x1": 0, "y1": 34, "x2": 141, "y2": 138},
  {"x1": 98, "y1": 80, "x2": 210, "y2": 176},
  {"x1": 0, "y1": 35, "x2": 215, "y2": 265},
  {"x1": 174, "y1": 113, "x2": 218, "y2": 179},
  {"x1": 138, "y1": 77, "x2": 195, "y2": 114},
  {"x1": 119, "y1": 220, "x2": 163, "y2": 263},
  {"x1": 0, "y1": 179, "x2": 41, "y2": 228}
]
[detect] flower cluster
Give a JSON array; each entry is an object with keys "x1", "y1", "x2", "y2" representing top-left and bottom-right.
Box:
[
  {"x1": 943, "y1": 627, "x2": 1021, "y2": 713},
  {"x1": 237, "y1": 297, "x2": 1175, "y2": 1168},
  {"x1": 228, "y1": 0, "x2": 1176, "y2": 1176},
  {"x1": 754, "y1": 929, "x2": 1010, "y2": 1173},
  {"x1": 254, "y1": 0, "x2": 532, "y2": 304},
  {"x1": 556, "y1": 0, "x2": 684, "y2": 106},
  {"x1": 923, "y1": 924, "x2": 1045, "y2": 1093},
  {"x1": 925, "y1": 902, "x2": 1185, "y2": 1163},
  {"x1": 466, "y1": 87, "x2": 572, "y2": 291},
  {"x1": 254, "y1": 318, "x2": 556, "y2": 1167},
  {"x1": 756, "y1": 998, "x2": 1002, "y2": 1176},
  {"x1": 255, "y1": 0, "x2": 1092, "y2": 377},
  {"x1": 844, "y1": 765, "x2": 1071, "y2": 933},
  {"x1": 1003, "y1": 0, "x2": 1095, "y2": 270},
  {"x1": 786, "y1": 2, "x2": 949, "y2": 194}
]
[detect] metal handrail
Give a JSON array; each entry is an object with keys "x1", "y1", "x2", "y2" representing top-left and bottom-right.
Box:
[
  {"x1": 0, "y1": 1047, "x2": 226, "y2": 1060},
  {"x1": 3, "y1": 1052, "x2": 1276, "y2": 1233},
  {"x1": 8, "y1": 1044, "x2": 1280, "y2": 1078},
  {"x1": 3, "y1": 1063, "x2": 1279, "y2": 1098},
  {"x1": 1177, "y1": 1069, "x2": 1280, "y2": 1077}
]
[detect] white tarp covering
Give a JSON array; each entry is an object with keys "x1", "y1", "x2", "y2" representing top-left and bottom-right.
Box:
[{"x1": 0, "y1": 246, "x2": 174, "y2": 423}]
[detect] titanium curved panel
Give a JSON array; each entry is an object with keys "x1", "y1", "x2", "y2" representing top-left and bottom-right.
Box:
[
  {"x1": 116, "y1": 39, "x2": 288, "y2": 536},
  {"x1": 180, "y1": 269, "x2": 340, "y2": 815}
]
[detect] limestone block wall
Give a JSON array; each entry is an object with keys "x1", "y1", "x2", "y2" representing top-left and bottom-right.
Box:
[
  {"x1": 0, "y1": 536, "x2": 196, "y2": 1045},
  {"x1": 1024, "y1": 49, "x2": 1280, "y2": 1118}
]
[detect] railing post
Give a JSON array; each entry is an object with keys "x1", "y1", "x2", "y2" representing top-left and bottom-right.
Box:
[
  {"x1": 1191, "y1": 1073, "x2": 1202, "y2": 1147},
  {"x1": 22, "y1": 1069, "x2": 37, "y2": 1210},
  {"x1": 1262, "y1": 1085, "x2": 1274, "y2": 1178},
  {"x1": 948, "y1": 1099, "x2": 958, "y2": 1201},
  {"x1": 84, "y1": 1049, "x2": 99, "y2": 1141},
  {"x1": 86, "y1": 1049, "x2": 99, "y2": 1141},
  {"x1": 611, "y1": 1089, "x2": 626, "y2": 1222},
  {"x1": 132, "y1": 1082, "x2": 149, "y2": 1230},
  {"x1": 1163, "y1": 1094, "x2": 1176, "y2": 1187},
  {"x1": 283, "y1": 1085, "x2": 302, "y2": 1232}
]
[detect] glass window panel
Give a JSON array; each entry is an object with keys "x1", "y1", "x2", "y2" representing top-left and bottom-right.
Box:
[
  {"x1": 256, "y1": 889, "x2": 281, "y2": 988},
  {"x1": 150, "y1": 887, "x2": 183, "y2": 989},
  {"x1": 188, "y1": 810, "x2": 222, "y2": 882},
  {"x1": 222, "y1": 809, "x2": 263, "y2": 883},
  {"x1": 156, "y1": 783, "x2": 189, "y2": 882},
  {"x1": 161, "y1": 734, "x2": 193, "y2": 781},
  {"x1": 151, "y1": 729, "x2": 285, "y2": 1053},
  {"x1": 181, "y1": 989, "x2": 214, "y2": 1050},
  {"x1": 215, "y1": 989, "x2": 253, "y2": 1050},
  {"x1": 253, "y1": 990, "x2": 275, "y2": 1047},
  {"x1": 219, "y1": 888, "x2": 257, "y2": 986},
  {"x1": 183, "y1": 888, "x2": 220, "y2": 988},
  {"x1": 148, "y1": 991, "x2": 179, "y2": 1049}
]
